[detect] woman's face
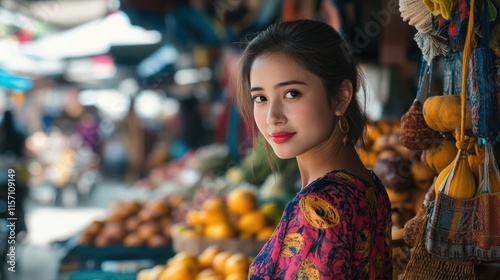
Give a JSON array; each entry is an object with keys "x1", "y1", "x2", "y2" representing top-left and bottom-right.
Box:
[{"x1": 249, "y1": 53, "x2": 341, "y2": 159}]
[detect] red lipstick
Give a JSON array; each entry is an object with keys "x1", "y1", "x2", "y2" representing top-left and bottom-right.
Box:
[{"x1": 270, "y1": 132, "x2": 295, "y2": 144}]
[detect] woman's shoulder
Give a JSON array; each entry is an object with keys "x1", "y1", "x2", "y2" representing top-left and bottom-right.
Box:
[
  {"x1": 297, "y1": 169, "x2": 390, "y2": 214},
  {"x1": 290, "y1": 171, "x2": 371, "y2": 219},
  {"x1": 284, "y1": 171, "x2": 374, "y2": 231},
  {"x1": 299, "y1": 170, "x2": 372, "y2": 198}
]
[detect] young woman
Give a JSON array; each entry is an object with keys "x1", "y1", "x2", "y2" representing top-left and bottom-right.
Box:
[{"x1": 235, "y1": 19, "x2": 392, "y2": 279}]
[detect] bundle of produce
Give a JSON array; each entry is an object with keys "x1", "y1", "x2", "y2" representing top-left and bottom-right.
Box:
[{"x1": 78, "y1": 199, "x2": 175, "y2": 248}]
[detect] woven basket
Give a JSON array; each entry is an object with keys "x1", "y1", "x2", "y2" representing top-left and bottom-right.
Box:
[
  {"x1": 401, "y1": 218, "x2": 475, "y2": 280},
  {"x1": 399, "y1": 100, "x2": 435, "y2": 150}
]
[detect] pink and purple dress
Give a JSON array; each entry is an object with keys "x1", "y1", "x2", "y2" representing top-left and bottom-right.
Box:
[{"x1": 249, "y1": 170, "x2": 393, "y2": 279}]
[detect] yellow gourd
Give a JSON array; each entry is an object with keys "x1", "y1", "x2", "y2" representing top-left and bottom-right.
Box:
[
  {"x1": 434, "y1": 150, "x2": 476, "y2": 199},
  {"x1": 423, "y1": 95, "x2": 472, "y2": 132},
  {"x1": 425, "y1": 140, "x2": 458, "y2": 174},
  {"x1": 434, "y1": 160, "x2": 453, "y2": 194}
]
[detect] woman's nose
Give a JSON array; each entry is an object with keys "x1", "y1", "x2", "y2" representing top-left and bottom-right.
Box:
[{"x1": 266, "y1": 101, "x2": 286, "y2": 125}]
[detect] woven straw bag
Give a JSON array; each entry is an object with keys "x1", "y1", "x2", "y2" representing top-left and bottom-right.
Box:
[{"x1": 401, "y1": 218, "x2": 475, "y2": 280}]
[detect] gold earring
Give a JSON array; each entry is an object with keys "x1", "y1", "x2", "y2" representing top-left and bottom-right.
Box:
[{"x1": 338, "y1": 115, "x2": 349, "y2": 144}]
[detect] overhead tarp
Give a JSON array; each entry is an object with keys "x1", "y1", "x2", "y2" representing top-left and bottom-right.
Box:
[
  {"x1": 0, "y1": 39, "x2": 65, "y2": 76},
  {"x1": 27, "y1": 0, "x2": 109, "y2": 29},
  {"x1": 19, "y1": 11, "x2": 162, "y2": 60}
]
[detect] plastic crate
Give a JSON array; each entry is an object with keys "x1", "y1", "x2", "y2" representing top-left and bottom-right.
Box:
[
  {"x1": 75, "y1": 245, "x2": 174, "y2": 270},
  {"x1": 68, "y1": 270, "x2": 136, "y2": 280}
]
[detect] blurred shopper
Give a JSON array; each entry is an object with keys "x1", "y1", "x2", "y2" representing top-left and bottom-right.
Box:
[
  {"x1": 0, "y1": 109, "x2": 29, "y2": 280},
  {"x1": 0, "y1": 110, "x2": 28, "y2": 233},
  {"x1": 76, "y1": 110, "x2": 100, "y2": 155}
]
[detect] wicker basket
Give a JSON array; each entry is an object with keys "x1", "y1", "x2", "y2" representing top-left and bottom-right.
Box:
[{"x1": 170, "y1": 223, "x2": 268, "y2": 256}]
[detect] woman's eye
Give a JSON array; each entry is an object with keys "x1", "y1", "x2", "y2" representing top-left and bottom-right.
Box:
[
  {"x1": 284, "y1": 90, "x2": 300, "y2": 99},
  {"x1": 252, "y1": 95, "x2": 266, "y2": 103}
]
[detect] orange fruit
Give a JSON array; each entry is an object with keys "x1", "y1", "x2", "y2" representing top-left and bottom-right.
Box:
[
  {"x1": 201, "y1": 198, "x2": 229, "y2": 225},
  {"x1": 136, "y1": 269, "x2": 151, "y2": 280},
  {"x1": 212, "y1": 251, "x2": 233, "y2": 274},
  {"x1": 167, "y1": 252, "x2": 199, "y2": 273},
  {"x1": 227, "y1": 188, "x2": 257, "y2": 215},
  {"x1": 159, "y1": 264, "x2": 196, "y2": 280},
  {"x1": 224, "y1": 253, "x2": 249, "y2": 276},
  {"x1": 225, "y1": 271, "x2": 248, "y2": 280},
  {"x1": 195, "y1": 268, "x2": 223, "y2": 280},
  {"x1": 204, "y1": 222, "x2": 235, "y2": 239},
  {"x1": 202, "y1": 209, "x2": 228, "y2": 225},
  {"x1": 256, "y1": 226, "x2": 275, "y2": 241},
  {"x1": 203, "y1": 198, "x2": 226, "y2": 212},
  {"x1": 186, "y1": 210, "x2": 204, "y2": 226},
  {"x1": 149, "y1": 265, "x2": 166, "y2": 278},
  {"x1": 237, "y1": 211, "x2": 267, "y2": 234},
  {"x1": 198, "y1": 245, "x2": 222, "y2": 269}
]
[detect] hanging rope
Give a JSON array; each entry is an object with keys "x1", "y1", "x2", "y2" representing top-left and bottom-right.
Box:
[{"x1": 458, "y1": 0, "x2": 476, "y2": 150}]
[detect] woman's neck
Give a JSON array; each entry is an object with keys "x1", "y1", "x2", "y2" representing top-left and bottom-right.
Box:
[{"x1": 296, "y1": 137, "x2": 365, "y2": 189}]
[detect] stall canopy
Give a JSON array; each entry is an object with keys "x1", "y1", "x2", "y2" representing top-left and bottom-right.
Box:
[
  {"x1": 19, "y1": 11, "x2": 162, "y2": 60},
  {"x1": 0, "y1": 38, "x2": 66, "y2": 76}
]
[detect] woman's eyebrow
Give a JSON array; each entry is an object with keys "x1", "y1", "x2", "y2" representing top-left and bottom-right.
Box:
[
  {"x1": 250, "y1": 86, "x2": 263, "y2": 92},
  {"x1": 250, "y1": 80, "x2": 308, "y2": 92},
  {"x1": 274, "y1": 80, "x2": 307, "y2": 88}
]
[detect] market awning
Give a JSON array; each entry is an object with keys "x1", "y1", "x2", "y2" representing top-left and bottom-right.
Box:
[{"x1": 19, "y1": 11, "x2": 162, "y2": 60}]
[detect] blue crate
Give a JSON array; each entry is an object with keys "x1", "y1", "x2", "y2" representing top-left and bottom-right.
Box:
[
  {"x1": 76, "y1": 245, "x2": 174, "y2": 270},
  {"x1": 68, "y1": 270, "x2": 136, "y2": 280}
]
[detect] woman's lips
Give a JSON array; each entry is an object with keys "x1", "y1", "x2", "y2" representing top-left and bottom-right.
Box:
[{"x1": 270, "y1": 132, "x2": 295, "y2": 144}]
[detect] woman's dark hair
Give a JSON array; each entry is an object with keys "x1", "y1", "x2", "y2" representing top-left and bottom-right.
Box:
[{"x1": 236, "y1": 19, "x2": 367, "y2": 145}]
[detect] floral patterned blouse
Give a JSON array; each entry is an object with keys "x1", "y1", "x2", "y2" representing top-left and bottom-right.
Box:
[{"x1": 249, "y1": 170, "x2": 392, "y2": 279}]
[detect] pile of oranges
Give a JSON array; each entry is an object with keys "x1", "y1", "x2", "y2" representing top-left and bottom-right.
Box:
[
  {"x1": 137, "y1": 245, "x2": 251, "y2": 280},
  {"x1": 180, "y1": 188, "x2": 281, "y2": 240}
]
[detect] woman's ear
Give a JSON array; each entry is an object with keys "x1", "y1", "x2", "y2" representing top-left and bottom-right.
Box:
[{"x1": 335, "y1": 80, "x2": 353, "y2": 116}]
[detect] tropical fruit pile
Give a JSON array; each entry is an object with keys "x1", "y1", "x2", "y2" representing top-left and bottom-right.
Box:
[
  {"x1": 178, "y1": 187, "x2": 282, "y2": 241},
  {"x1": 137, "y1": 245, "x2": 252, "y2": 280},
  {"x1": 78, "y1": 199, "x2": 174, "y2": 247}
]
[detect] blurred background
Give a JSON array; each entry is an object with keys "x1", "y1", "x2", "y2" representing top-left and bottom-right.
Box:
[{"x1": 0, "y1": 0, "x2": 428, "y2": 279}]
